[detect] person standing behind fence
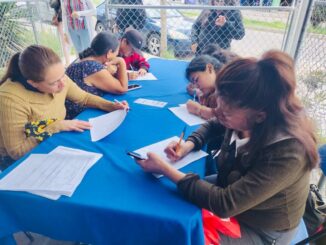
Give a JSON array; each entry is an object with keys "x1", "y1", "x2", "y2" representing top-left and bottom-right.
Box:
[
  {"x1": 65, "y1": 31, "x2": 128, "y2": 119},
  {"x1": 0, "y1": 45, "x2": 128, "y2": 170},
  {"x1": 49, "y1": 0, "x2": 71, "y2": 66},
  {"x1": 62, "y1": 0, "x2": 96, "y2": 53},
  {"x1": 191, "y1": 0, "x2": 245, "y2": 54},
  {"x1": 119, "y1": 28, "x2": 150, "y2": 80},
  {"x1": 116, "y1": 0, "x2": 146, "y2": 33}
]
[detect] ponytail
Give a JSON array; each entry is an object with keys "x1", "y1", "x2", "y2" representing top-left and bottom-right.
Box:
[
  {"x1": 0, "y1": 52, "x2": 24, "y2": 85},
  {"x1": 1, "y1": 45, "x2": 61, "y2": 85},
  {"x1": 79, "y1": 47, "x2": 96, "y2": 59}
]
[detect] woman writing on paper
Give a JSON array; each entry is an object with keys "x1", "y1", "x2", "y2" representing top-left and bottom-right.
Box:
[
  {"x1": 136, "y1": 50, "x2": 319, "y2": 244},
  {"x1": 0, "y1": 45, "x2": 128, "y2": 170},
  {"x1": 65, "y1": 31, "x2": 128, "y2": 119}
]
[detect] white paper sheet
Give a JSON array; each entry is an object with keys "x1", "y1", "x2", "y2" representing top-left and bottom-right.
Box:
[
  {"x1": 127, "y1": 72, "x2": 157, "y2": 81},
  {"x1": 134, "y1": 98, "x2": 167, "y2": 108},
  {"x1": 134, "y1": 136, "x2": 208, "y2": 178},
  {"x1": 0, "y1": 147, "x2": 102, "y2": 200},
  {"x1": 169, "y1": 106, "x2": 206, "y2": 126},
  {"x1": 89, "y1": 109, "x2": 127, "y2": 142}
]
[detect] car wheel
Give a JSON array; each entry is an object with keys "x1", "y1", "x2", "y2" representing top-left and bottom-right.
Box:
[
  {"x1": 147, "y1": 33, "x2": 160, "y2": 56},
  {"x1": 95, "y1": 22, "x2": 105, "y2": 33}
]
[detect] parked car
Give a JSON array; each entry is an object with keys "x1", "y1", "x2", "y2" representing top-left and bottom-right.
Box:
[{"x1": 96, "y1": 0, "x2": 193, "y2": 57}]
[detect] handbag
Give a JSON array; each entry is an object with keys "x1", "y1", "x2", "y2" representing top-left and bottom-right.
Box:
[{"x1": 303, "y1": 184, "x2": 326, "y2": 236}]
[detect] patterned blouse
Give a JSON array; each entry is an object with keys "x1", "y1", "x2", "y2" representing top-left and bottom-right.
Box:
[{"x1": 65, "y1": 60, "x2": 105, "y2": 119}]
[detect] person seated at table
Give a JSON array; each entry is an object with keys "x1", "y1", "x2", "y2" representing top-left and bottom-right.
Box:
[
  {"x1": 118, "y1": 28, "x2": 150, "y2": 80},
  {"x1": 0, "y1": 45, "x2": 128, "y2": 171},
  {"x1": 65, "y1": 31, "x2": 128, "y2": 119},
  {"x1": 135, "y1": 50, "x2": 319, "y2": 244},
  {"x1": 186, "y1": 45, "x2": 240, "y2": 120},
  {"x1": 185, "y1": 55, "x2": 223, "y2": 120}
]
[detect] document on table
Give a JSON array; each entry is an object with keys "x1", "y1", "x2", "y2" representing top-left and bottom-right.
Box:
[
  {"x1": 127, "y1": 72, "x2": 157, "y2": 81},
  {"x1": 89, "y1": 109, "x2": 127, "y2": 142},
  {"x1": 134, "y1": 136, "x2": 208, "y2": 178},
  {"x1": 0, "y1": 146, "x2": 102, "y2": 200},
  {"x1": 134, "y1": 98, "x2": 167, "y2": 108},
  {"x1": 169, "y1": 106, "x2": 206, "y2": 126}
]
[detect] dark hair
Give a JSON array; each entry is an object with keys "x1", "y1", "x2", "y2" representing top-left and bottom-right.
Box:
[
  {"x1": 79, "y1": 31, "x2": 119, "y2": 59},
  {"x1": 0, "y1": 45, "x2": 61, "y2": 85},
  {"x1": 185, "y1": 55, "x2": 223, "y2": 81},
  {"x1": 216, "y1": 50, "x2": 319, "y2": 168},
  {"x1": 201, "y1": 44, "x2": 239, "y2": 64}
]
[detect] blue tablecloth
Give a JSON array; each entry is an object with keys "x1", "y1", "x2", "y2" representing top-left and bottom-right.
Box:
[{"x1": 0, "y1": 58, "x2": 205, "y2": 245}]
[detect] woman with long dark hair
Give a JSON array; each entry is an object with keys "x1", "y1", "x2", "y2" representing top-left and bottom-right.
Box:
[
  {"x1": 0, "y1": 45, "x2": 128, "y2": 170},
  {"x1": 135, "y1": 50, "x2": 319, "y2": 244},
  {"x1": 65, "y1": 31, "x2": 128, "y2": 119}
]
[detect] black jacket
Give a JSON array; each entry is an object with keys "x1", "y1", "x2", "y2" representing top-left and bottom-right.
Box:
[
  {"x1": 116, "y1": 0, "x2": 146, "y2": 32},
  {"x1": 191, "y1": 9, "x2": 245, "y2": 51}
]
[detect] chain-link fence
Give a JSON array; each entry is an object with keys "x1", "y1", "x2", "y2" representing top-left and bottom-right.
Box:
[
  {"x1": 0, "y1": 0, "x2": 62, "y2": 72},
  {"x1": 0, "y1": 0, "x2": 325, "y2": 141},
  {"x1": 296, "y1": 0, "x2": 326, "y2": 141}
]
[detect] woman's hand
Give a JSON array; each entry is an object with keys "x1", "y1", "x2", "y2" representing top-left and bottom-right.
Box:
[
  {"x1": 191, "y1": 43, "x2": 198, "y2": 53},
  {"x1": 107, "y1": 64, "x2": 118, "y2": 75},
  {"x1": 164, "y1": 140, "x2": 195, "y2": 162},
  {"x1": 113, "y1": 100, "x2": 129, "y2": 110},
  {"x1": 215, "y1": 15, "x2": 226, "y2": 27},
  {"x1": 138, "y1": 68, "x2": 147, "y2": 76},
  {"x1": 135, "y1": 152, "x2": 187, "y2": 183},
  {"x1": 136, "y1": 152, "x2": 169, "y2": 175},
  {"x1": 186, "y1": 100, "x2": 201, "y2": 115},
  {"x1": 109, "y1": 57, "x2": 125, "y2": 66},
  {"x1": 71, "y1": 11, "x2": 79, "y2": 19},
  {"x1": 128, "y1": 71, "x2": 139, "y2": 80},
  {"x1": 59, "y1": 120, "x2": 91, "y2": 132}
]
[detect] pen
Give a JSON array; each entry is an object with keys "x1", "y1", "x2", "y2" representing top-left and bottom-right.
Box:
[
  {"x1": 175, "y1": 125, "x2": 187, "y2": 153},
  {"x1": 193, "y1": 89, "x2": 197, "y2": 101},
  {"x1": 114, "y1": 99, "x2": 123, "y2": 105},
  {"x1": 130, "y1": 64, "x2": 135, "y2": 71},
  {"x1": 114, "y1": 99, "x2": 131, "y2": 111}
]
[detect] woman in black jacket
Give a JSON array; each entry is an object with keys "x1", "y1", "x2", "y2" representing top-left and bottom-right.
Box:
[{"x1": 191, "y1": 0, "x2": 245, "y2": 54}]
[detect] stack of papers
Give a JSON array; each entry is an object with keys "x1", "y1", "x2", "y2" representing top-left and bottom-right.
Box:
[
  {"x1": 134, "y1": 136, "x2": 208, "y2": 178},
  {"x1": 0, "y1": 146, "x2": 102, "y2": 200},
  {"x1": 169, "y1": 105, "x2": 206, "y2": 126}
]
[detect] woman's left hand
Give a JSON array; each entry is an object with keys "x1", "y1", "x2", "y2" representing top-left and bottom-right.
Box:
[
  {"x1": 135, "y1": 152, "x2": 169, "y2": 175},
  {"x1": 138, "y1": 68, "x2": 147, "y2": 76}
]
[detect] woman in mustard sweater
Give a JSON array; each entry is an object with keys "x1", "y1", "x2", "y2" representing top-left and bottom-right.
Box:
[
  {"x1": 0, "y1": 45, "x2": 128, "y2": 170},
  {"x1": 135, "y1": 51, "x2": 319, "y2": 244}
]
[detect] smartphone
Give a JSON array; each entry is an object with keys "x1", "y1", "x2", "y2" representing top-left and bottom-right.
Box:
[
  {"x1": 128, "y1": 84, "x2": 142, "y2": 91},
  {"x1": 126, "y1": 151, "x2": 147, "y2": 160}
]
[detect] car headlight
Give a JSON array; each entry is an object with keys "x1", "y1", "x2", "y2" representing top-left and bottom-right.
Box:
[{"x1": 168, "y1": 30, "x2": 188, "y2": 40}]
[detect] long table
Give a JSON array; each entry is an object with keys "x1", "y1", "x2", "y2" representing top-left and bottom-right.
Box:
[{"x1": 0, "y1": 58, "x2": 205, "y2": 245}]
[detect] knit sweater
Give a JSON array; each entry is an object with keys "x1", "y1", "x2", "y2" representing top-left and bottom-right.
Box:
[
  {"x1": 178, "y1": 119, "x2": 311, "y2": 231},
  {"x1": 0, "y1": 76, "x2": 115, "y2": 160}
]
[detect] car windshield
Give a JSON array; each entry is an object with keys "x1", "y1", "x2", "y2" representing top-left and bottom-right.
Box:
[{"x1": 146, "y1": 8, "x2": 182, "y2": 19}]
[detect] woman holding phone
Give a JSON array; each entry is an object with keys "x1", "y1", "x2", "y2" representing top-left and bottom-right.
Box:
[{"x1": 135, "y1": 50, "x2": 319, "y2": 244}]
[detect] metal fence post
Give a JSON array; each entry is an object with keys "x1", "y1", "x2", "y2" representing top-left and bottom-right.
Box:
[
  {"x1": 283, "y1": 0, "x2": 313, "y2": 58},
  {"x1": 160, "y1": 0, "x2": 168, "y2": 57}
]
